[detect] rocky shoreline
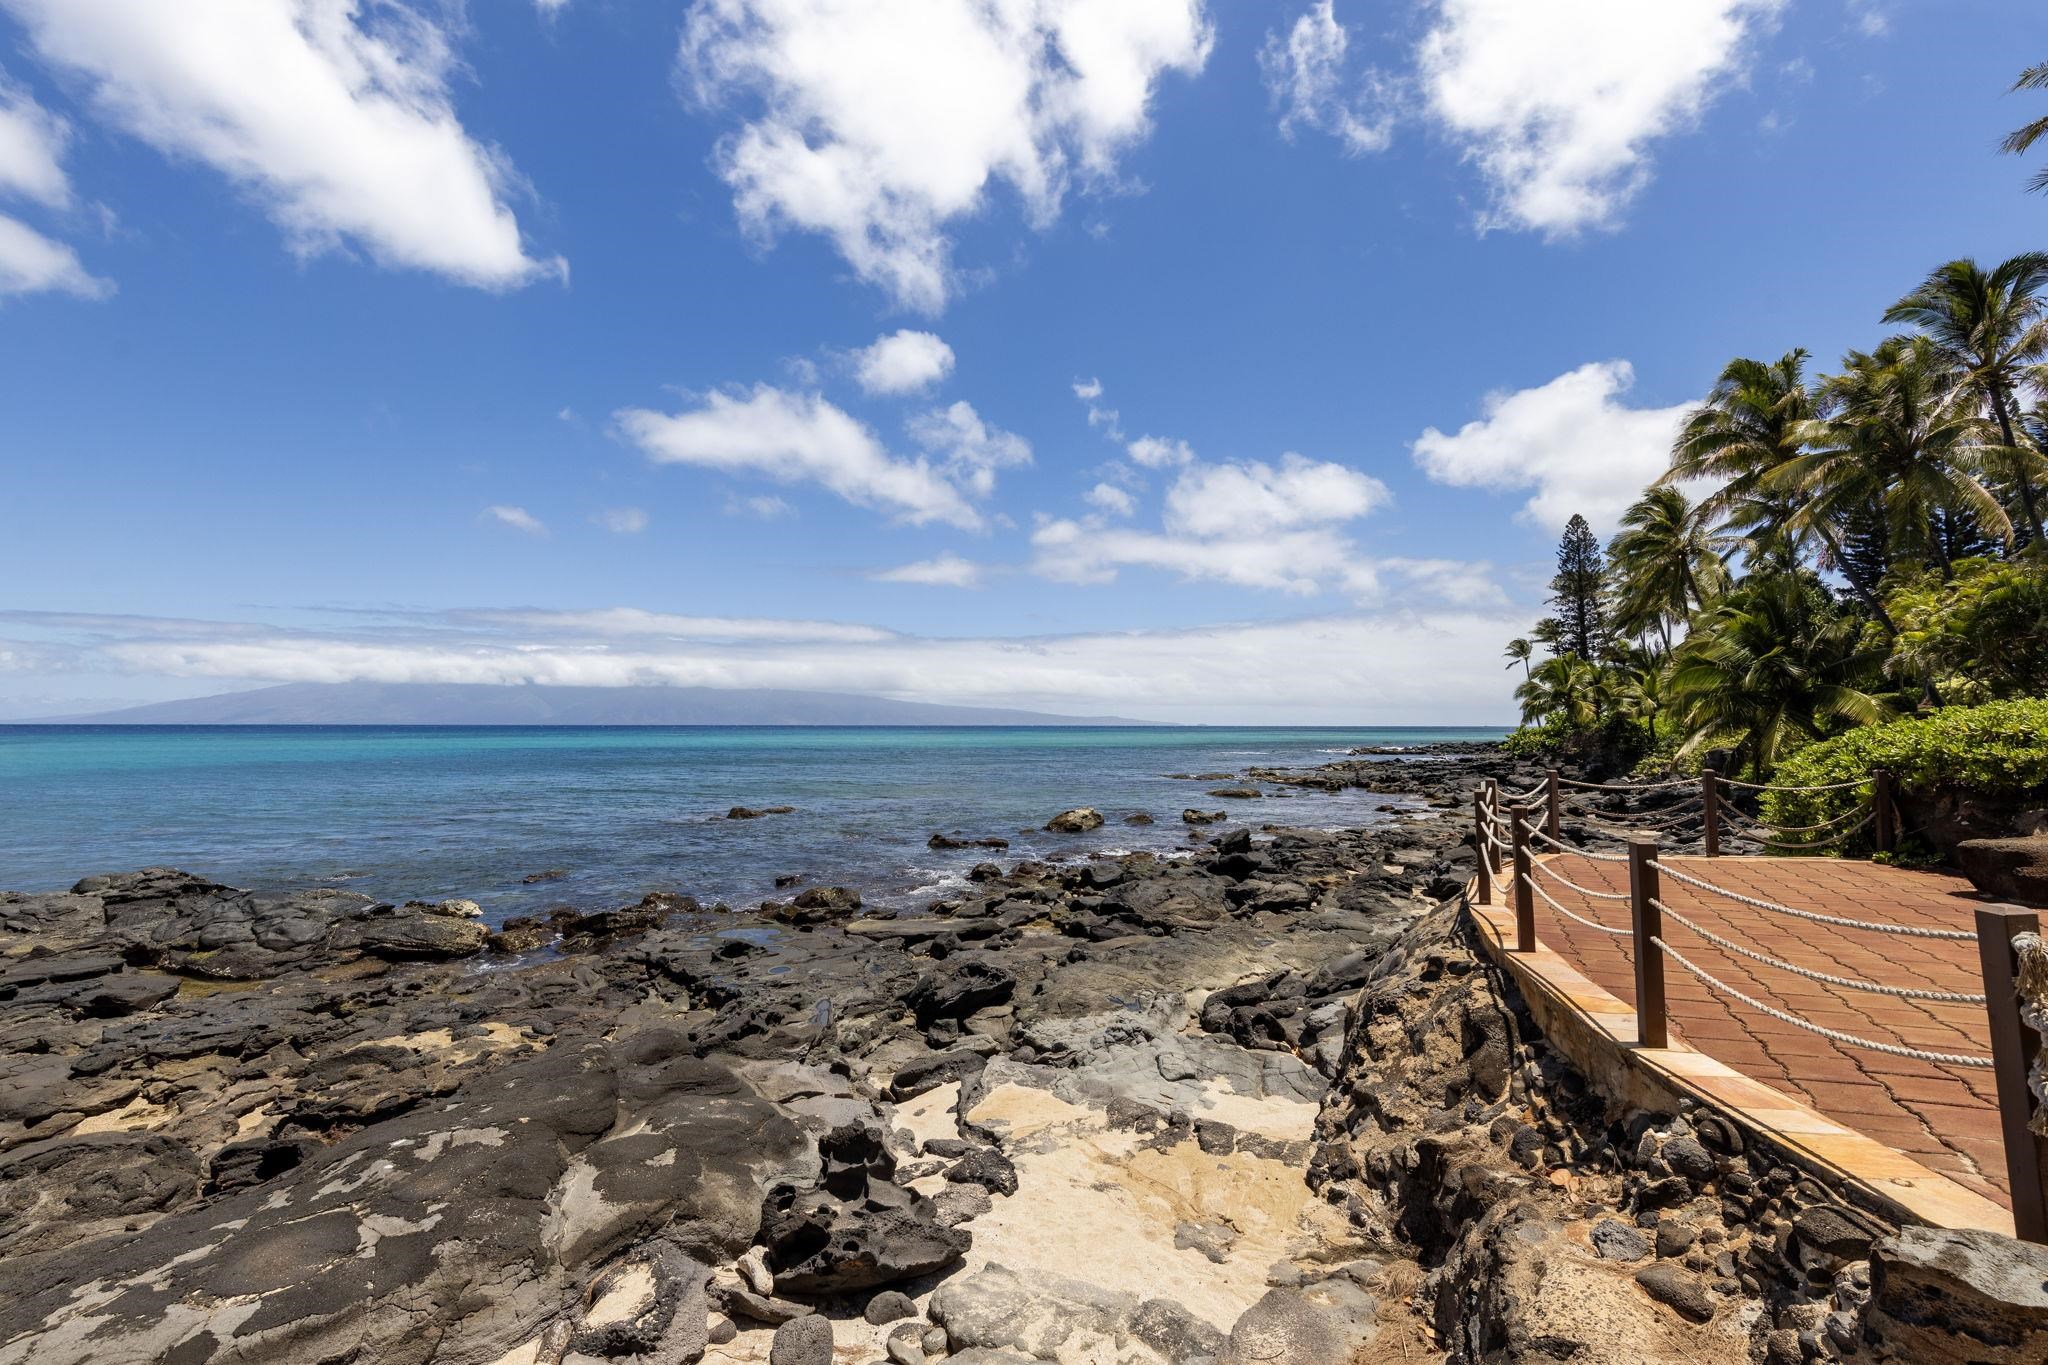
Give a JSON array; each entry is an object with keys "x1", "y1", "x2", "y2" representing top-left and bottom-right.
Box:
[{"x1": 1, "y1": 745, "x2": 2040, "y2": 1364}]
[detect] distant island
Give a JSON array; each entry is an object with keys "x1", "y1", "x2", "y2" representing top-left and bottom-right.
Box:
[{"x1": 24, "y1": 681, "x2": 1159, "y2": 727}]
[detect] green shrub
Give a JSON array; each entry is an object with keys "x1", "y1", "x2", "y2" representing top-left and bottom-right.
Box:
[{"x1": 1760, "y1": 698, "x2": 2048, "y2": 842}]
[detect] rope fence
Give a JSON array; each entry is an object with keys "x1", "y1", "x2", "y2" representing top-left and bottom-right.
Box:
[{"x1": 1469, "y1": 770, "x2": 2048, "y2": 1243}]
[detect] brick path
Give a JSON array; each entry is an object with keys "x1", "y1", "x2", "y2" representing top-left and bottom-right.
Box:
[{"x1": 1527, "y1": 854, "x2": 2007, "y2": 1209}]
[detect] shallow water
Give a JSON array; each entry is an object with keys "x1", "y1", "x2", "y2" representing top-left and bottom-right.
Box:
[{"x1": 0, "y1": 725, "x2": 1503, "y2": 921}]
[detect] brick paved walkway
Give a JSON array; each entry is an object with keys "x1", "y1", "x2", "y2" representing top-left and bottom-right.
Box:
[{"x1": 1526, "y1": 854, "x2": 2006, "y2": 1209}]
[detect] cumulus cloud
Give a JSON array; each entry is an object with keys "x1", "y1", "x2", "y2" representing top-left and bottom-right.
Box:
[
  {"x1": 1410, "y1": 360, "x2": 1695, "y2": 534},
  {"x1": 1259, "y1": 0, "x2": 1392, "y2": 153},
  {"x1": 906, "y1": 400, "x2": 1032, "y2": 499},
  {"x1": 1164, "y1": 453, "x2": 1387, "y2": 538},
  {"x1": 594, "y1": 506, "x2": 649, "y2": 534},
  {"x1": 1416, "y1": 0, "x2": 1783, "y2": 234},
  {"x1": 617, "y1": 385, "x2": 1007, "y2": 529},
  {"x1": 870, "y1": 553, "x2": 984, "y2": 588},
  {"x1": 1126, "y1": 434, "x2": 1193, "y2": 468},
  {"x1": 1084, "y1": 482, "x2": 1136, "y2": 517},
  {"x1": 680, "y1": 0, "x2": 1212, "y2": 311},
  {"x1": 724, "y1": 493, "x2": 795, "y2": 520},
  {"x1": 853, "y1": 328, "x2": 955, "y2": 394},
  {"x1": 1074, "y1": 376, "x2": 1123, "y2": 439},
  {"x1": 17, "y1": 603, "x2": 1528, "y2": 723},
  {"x1": 1, "y1": 0, "x2": 560, "y2": 287},
  {"x1": 482, "y1": 504, "x2": 546, "y2": 534}
]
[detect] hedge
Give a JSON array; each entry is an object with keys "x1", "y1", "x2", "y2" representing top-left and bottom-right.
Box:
[{"x1": 1759, "y1": 698, "x2": 2048, "y2": 844}]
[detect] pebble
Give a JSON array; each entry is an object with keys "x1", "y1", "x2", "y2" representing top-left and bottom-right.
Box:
[{"x1": 768, "y1": 1313, "x2": 834, "y2": 1365}]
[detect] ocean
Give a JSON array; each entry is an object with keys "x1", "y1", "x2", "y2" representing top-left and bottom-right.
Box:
[{"x1": 0, "y1": 725, "x2": 1504, "y2": 922}]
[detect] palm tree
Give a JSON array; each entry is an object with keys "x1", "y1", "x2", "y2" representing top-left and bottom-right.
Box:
[
  {"x1": 1503, "y1": 637, "x2": 1534, "y2": 678},
  {"x1": 2000, "y1": 62, "x2": 2048, "y2": 194},
  {"x1": 1884, "y1": 254, "x2": 2048, "y2": 545},
  {"x1": 1773, "y1": 337, "x2": 2010, "y2": 587},
  {"x1": 1607, "y1": 486, "x2": 1730, "y2": 650},
  {"x1": 1514, "y1": 655, "x2": 1601, "y2": 728},
  {"x1": 1666, "y1": 350, "x2": 1817, "y2": 570},
  {"x1": 1667, "y1": 575, "x2": 1891, "y2": 776}
]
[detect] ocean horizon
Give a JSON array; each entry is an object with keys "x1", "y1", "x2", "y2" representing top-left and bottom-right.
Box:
[{"x1": 0, "y1": 724, "x2": 1507, "y2": 916}]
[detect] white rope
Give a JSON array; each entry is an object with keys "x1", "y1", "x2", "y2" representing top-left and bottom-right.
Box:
[
  {"x1": 1717, "y1": 775, "x2": 1869, "y2": 793},
  {"x1": 1501, "y1": 782, "x2": 1547, "y2": 803},
  {"x1": 1718, "y1": 804, "x2": 1870, "y2": 837},
  {"x1": 1558, "y1": 777, "x2": 1694, "y2": 792},
  {"x1": 1651, "y1": 937, "x2": 1992, "y2": 1068},
  {"x1": 1652, "y1": 899, "x2": 1986, "y2": 1003},
  {"x1": 1649, "y1": 859, "x2": 1978, "y2": 941},
  {"x1": 1523, "y1": 874, "x2": 1633, "y2": 936},
  {"x1": 1530, "y1": 858, "x2": 1632, "y2": 901},
  {"x1": 1528, "y1": 826, "x2": 1631, "y2": 863}
]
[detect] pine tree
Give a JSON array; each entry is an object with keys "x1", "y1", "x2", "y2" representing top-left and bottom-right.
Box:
[{"x1": 1550, "y1": 515, "x2": 1607, "y2": 661}]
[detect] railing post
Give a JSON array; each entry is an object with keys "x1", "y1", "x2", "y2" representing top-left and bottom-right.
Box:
[
  {"x1": 1976, "y1": 906, "x2": 2048, "y2": 1244},
  {"x1": 1545, "y1": 768, "x2": 1562, "y2": 839},
  {"x1": 1701, "y1": 767, "x2": 1721, "y2": 858},
  {"x1": 1873, "y1": 769, "x2": 1896, "y2": 853},
  {"x1": 1472, "y1": 790, "x2": 1494, "y2": 904},
  {"x1": 1510, "y1": 806, "x2": 1535, "y2": 952},
  {"x1": 1628, "y1": 834, "x2": 1667, "y2": 1048}
]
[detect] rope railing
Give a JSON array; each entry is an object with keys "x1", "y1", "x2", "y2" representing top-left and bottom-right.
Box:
[
  {"x1": 1523, "y1": 872, "x2": 1632, "y2": 936},
  {"x1": 1471, "y1": 770, "x2": 2048, "y2": 1245},
  {"x1": 1649, "y1": 858, "x2": 1977, "y2": 941},
  {"x1": 1651, "y1": 898, "x2": 1985, "y2": 1003},
  {"x1": 1649, "y1": 936, "x2": 1993, "y2": 1069}
]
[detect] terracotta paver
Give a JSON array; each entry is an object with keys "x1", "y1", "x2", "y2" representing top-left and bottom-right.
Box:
[{"x1": 1524, "y1": 853, "x2": 2009, "y2": 1209}]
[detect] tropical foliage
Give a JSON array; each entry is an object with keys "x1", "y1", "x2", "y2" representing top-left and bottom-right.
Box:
[{"x1": 1504, "y1": 248, "x2": 2048, "y2": 777}]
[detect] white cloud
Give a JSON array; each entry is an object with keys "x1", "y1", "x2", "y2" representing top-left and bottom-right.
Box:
[
  {"x1": 870, "y1": 553, "x2": 984, "y2": 588},
  {"x1": 1410, "y1": 360, "x2": 1695, "y2": 534},
  {"x1": 1, "y1": 0, "x2": 560, "y2": 287},
  {"x1": 853, "y1": 328, "x2": 955, "y2": 394},
  {"x1": 0, "y1": 214, "x2": 109, "y2": 298},
  {"x1": 0, "y1": 78, "x2": 110, "y2": 298},
  {"x1": 594, "y1": 506, "x2": 649, "y2": 534},
  {"x1": 1084, "y1": 482, "x2": 1136, "y2": 517},
  {"x1": 483, "y1": 504, "x2": 546, "y2": 534},
  {"x1": 1846, "y1": 1, "x2": 1889, "y2": 38},
  {"x1": 0, "y1": 80, "x2": 74, "y2": 208},
  {"x1": 617, "y1": 385, "x2": 993, "y2": 528},
  {"x1": 1126, "y1": 434, "x2": 1193, "y2": 468},
  {"x1": 1416, "y1": 0, "x2": 1783, "y2": 234},
  {"x1": 450, "y1": 607, "x2": 891, "y2": 644},
  {"x1": 1259, "y1": 1, "x2": 1392, "y2": 153},
  {"x1": 725, "y1": 493, "x2": 796, "y2": 520},
  {"x1": 1074, "y1": 376, "x2": 1123, "y2": 439},
  {"x1": 906, "y1": 400, "x2": 1032, "y2": 499},
  {"x1": 1164, "y1": 453, "x2": 1388, "y2": 537},
  {"x1": 43, "y1": 603, "x2": 1529, "y2": 723},
  {"x1": 680, "y1": 0, "x2": 1212, "y2": 312},
  {"x1": 1032, "y1": 519, "x2": 1378, "y2": 596}
]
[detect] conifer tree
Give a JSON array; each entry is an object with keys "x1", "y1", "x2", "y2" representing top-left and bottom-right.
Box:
[{"x1": 1550, "y1": 514, "x2": 1607, "y2": 661}]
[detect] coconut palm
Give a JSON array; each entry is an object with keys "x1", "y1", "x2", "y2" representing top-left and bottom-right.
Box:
[
  {"x1": 1607, "y1": 486, "x2": 1731, "y2": 650},
  {"x1": 1514, "y1": 655, "x2": 1601, "y2": 728},
  {"x1": 1773, "y1": 337, "x2": 2010, "y2": 588},
  {"x1": 1503, "y1": 637, "x2": 1534, "y2": 678},
  {"x1": 1666, "y1": 575, "x2": 1891, "y2": 776},
  {"x1": 1884, "y1": 254, "x2": 2048, "y2": 545},
  {"x1": 1666, "y1": 350, "x2": 1817, "y2": 569},
  {"x1": 2000, "y1": 62, "x2": 2048, "y2": 193}
]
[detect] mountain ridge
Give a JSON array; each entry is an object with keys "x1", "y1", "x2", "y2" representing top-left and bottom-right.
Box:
[{"x1": 22, "y1": 681, "x2": 1159, "y2": 727}]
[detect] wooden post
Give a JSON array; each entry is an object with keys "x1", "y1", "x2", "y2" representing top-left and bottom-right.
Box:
[
  {"x1": 1472, "y1": 791, "x2": 1494, "y2": 904},
  {"x1": 1629, "y1": 834, "x2": 1667, "y2": 1048},
  {"x1": 1977, "y1": 906, "x2": 2048, "y2": 1244},
  {"x1": 1701, "y1": 768, "x2": 1721, "y2": 858},
  {"x1": 1510, "y1": 806, "x2": 1535, "y2": 953},
  {"x1": 1545, "y1": 768, "x2": 1562, "y2": 840},
  {"x1": 1873, "y1": 769, "x2": 1896, "y2": 853}
]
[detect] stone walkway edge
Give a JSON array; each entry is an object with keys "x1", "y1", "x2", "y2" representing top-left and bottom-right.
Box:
[{"x1": 1463, "y1": 882, "x2": 2015, "y2": 1239}]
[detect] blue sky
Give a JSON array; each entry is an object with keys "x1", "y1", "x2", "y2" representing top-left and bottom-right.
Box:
[{"x1": 2, "y1": 0, "x2": 2043, "y2": 723}]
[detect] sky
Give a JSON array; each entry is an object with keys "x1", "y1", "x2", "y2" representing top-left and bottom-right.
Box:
[{"x1": 1, "y1": 0, "x2": 2043, "y2": 725}]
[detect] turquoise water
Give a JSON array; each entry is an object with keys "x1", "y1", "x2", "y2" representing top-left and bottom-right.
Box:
[{"x1": 0, "y1": 726, "x2": 1503, "y2": 920}]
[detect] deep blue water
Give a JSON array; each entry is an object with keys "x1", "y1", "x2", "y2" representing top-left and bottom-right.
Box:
[{"x1": 0, "y1": 726, "x2": 1504, "y2": 921}]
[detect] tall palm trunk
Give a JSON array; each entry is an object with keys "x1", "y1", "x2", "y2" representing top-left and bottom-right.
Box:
[{"x1": 1988, "y1": 381, "x2": 2047, "y2": 545}]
